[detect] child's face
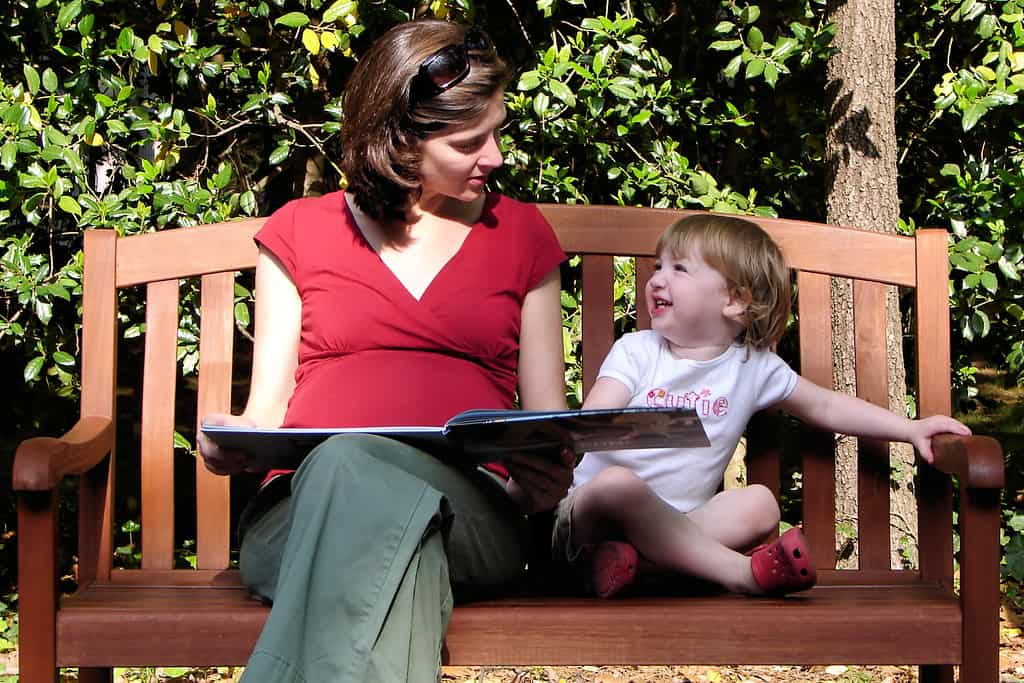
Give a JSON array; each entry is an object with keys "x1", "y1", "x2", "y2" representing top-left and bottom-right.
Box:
[{"x1": 646, "y1": 245, "x2": 744, "y2": 356}]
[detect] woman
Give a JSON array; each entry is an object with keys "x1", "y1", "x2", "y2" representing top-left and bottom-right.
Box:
[{"x1": 196, "y1": 20, "x2": 572, "y2": 683}]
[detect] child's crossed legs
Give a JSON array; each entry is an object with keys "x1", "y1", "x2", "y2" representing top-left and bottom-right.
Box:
[{"x1": 564, "y1": 465, "x2": 780, "y2": 594}]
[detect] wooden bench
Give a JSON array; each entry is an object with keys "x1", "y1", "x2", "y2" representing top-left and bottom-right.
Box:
[{"x1": 14, "y1": 205, "x2": 1004, "y2": 682}]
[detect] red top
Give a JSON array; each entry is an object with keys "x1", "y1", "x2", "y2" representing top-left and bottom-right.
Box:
[{"x1": 255, "y1": 191, "x2": 565, "y2": 436}]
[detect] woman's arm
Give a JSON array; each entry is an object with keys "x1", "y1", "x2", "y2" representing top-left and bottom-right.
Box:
[
  {"x1": 778, "y1": 376, "x2": 970, "y2": 463},
  {"x1": 241, "y1": 248, "x2": 301, "y2": 426},
  {"x1": 517, "y1": 268, "x2": 567, "y2": 411},
  {"x1": 506, "y1": 267, "x2": 573, "y2": 511},
  {"x1": 197, "y1": 247, "x2": 301, "y2": 475}
]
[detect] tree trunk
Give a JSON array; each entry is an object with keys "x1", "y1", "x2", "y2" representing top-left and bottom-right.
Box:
[{"x1": 825, "y1": 0, "x2": 917, "y2": 569}]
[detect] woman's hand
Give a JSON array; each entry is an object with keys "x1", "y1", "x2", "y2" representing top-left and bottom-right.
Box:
[
  {"x1": 503, "y1": 447, "x2": 576, "y2": 513},
  {"x1": 197, "y1": 413, "x2": 259, "y2": 476}
]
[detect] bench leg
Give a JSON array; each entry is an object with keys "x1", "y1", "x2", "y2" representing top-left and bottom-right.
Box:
[
  {"x1": 918, "y1": 664, "x2": 953, "y2": 683},
  {"x1": 959, "y1": 486, "x2": 1002, "y2": 682},
  {"x1": 18, "y1": 492, "x2": 59, "y2": 683},
  {"x1": 76, "y1": 667, "x2": 114, "y2": 683}
]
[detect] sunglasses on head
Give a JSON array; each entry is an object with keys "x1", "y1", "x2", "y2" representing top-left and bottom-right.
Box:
[{"x1": 408, "y1": 28, "x2": 494, "y2": 108}]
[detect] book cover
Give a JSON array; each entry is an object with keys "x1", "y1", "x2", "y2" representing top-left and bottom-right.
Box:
[{"x1": 201, "y1": 406, "x2": 709, "y2": 470}]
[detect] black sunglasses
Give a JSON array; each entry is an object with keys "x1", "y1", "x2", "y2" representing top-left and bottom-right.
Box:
[{"x1": 408, "y1": 28, "x2": 494, "y2": 108}]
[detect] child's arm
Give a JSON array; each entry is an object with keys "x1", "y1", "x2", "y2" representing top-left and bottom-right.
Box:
[
  {"x1": 582, "y1": 377, "x2": 633, "y2": 410},
  {"x1": 777, "y1": 376, "x2": 971, "y2": 464}
]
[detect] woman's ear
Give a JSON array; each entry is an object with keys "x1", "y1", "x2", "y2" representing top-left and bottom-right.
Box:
[{"x1": 723, "y1": 287, "x2": 752, "y2": 323}]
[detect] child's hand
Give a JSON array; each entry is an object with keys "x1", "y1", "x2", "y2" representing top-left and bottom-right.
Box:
[{"x1": 908, "y1": 415, "x2": 971, "y2": 464}]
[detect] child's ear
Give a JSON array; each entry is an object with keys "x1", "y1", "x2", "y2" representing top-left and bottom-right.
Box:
[{"x1": 723, "y1": 287, "x2": 752, "y2": 323}]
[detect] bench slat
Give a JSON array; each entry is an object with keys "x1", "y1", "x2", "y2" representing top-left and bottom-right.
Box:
[
  {"x1": 79, "y1": 230, "x2": 119, "y2": 585},
  {"x1": 196, "y1": 272, "x2": 235, "y2": 569},
  {"x1": 854, "y1": 281, "x2": 892, "y2": 569},
  {"x1": 581, "y1": 255, "x2": 614, "y2": 396},
  {"x1": 141, "y1": 280, "x2": 180, "y2": 569},
  {"x1": 634, "y1": 256, "x2": 654, "y2": 331},
  {"x1": 914, "y1": 230, "x2": 955, "y2": 587},
  {"x1": 796, "y1": 271, "x2": 837, "y2": 569}
]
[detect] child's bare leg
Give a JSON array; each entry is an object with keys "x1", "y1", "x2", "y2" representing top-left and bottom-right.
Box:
[
  {"x1": 686, "y1": 485, "x2": 780, "y2": 552},
  {"x1": 570, "y1": 466, "x2": 762, "y2": 594}
]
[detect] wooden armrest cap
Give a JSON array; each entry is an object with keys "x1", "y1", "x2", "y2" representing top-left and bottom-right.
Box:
[
  {"x1": 929, "y1": 433, "x2": 1004, "y2": 489},
  {"x1": 13, "y1": 416, "x2": 114, "y2": 492}
]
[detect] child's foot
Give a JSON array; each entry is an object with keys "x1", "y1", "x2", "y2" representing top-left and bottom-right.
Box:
[
  {"x1": 749, "y1": 527, "x2": 816, "y2": 595},
  {"x1": 586, "y1": 541, "x2": 639, "y2": 599}
]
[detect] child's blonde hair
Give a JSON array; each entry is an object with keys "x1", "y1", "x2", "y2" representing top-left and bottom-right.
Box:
[{"x1": 655, "y1": 214, "x2": 791, "y2": 350}]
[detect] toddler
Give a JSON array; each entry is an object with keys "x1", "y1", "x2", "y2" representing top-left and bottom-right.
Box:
[{"x1": 553, "y1": 214, "x2": 970, "y2": 598}]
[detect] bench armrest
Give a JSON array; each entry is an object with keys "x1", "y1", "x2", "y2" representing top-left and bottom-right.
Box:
[
  {"x1": 13, "y1": 416, "x2": 114, "y2": 492},
  {"x1": 928, "y1": 433, "x2": 1004, "y2": 489}
]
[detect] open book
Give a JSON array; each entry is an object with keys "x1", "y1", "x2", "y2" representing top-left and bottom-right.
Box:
[{"x1": 201, "y1": 406, "x2": 709, "y2": 470}]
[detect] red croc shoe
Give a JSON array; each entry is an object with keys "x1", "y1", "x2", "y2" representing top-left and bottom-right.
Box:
[
  {"x1": 586, "y1": 541, "x2": 639, "y2": 599},
  {"x1": 750, "y1": 527, "x2": 817, "y2": 596}
]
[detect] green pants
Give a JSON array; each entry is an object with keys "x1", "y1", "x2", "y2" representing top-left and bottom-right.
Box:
[{"x1": 238, "y1": 434, "x2": 529, "y2": 683}]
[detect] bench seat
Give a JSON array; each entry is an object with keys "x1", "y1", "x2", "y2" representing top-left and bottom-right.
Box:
[{"x1": 58, "y1": 574, "x2": 961, "y2": 667}]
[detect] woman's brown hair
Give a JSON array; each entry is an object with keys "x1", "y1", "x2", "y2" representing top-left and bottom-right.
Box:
[
  {"x1": 656, "y1": 214, "x2": 792, "y2": 349},
  {"x1": 341, "y1": 20, "x2": 511, "y2": 223}
]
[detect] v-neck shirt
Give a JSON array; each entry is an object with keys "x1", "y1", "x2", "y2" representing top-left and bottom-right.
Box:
[{"x1": 254, "y1": 191, "x2": 566, "y2": 430}]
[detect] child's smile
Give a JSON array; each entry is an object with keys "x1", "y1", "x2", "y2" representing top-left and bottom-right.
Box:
[{"x1": 645, "y1": 246, "x2": 745, "y2": 360}]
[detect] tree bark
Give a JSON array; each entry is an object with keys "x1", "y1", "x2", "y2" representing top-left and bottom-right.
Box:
[{"x1": 825, "y1": 0, "x2": 917, "y2": 569}]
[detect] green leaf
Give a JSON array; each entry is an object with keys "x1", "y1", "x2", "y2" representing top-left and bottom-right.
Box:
[
  {"x1": 0, "y1": 142, "x2": 17, "y2": 170},
  {"x1": 977, "y1": 13, "x2": 998, "y2": 38},
  {"x1": 980, "y1": 270, "x2": 998, "y2": 293},
  {"x1": 763, "y1": 62, "x2": 779, "y2": 88},
  {"x1": 58, "y1": 195, "x2": 82, "y2": 216},
  {"x1": 592, "y1": 45, "x2": 612, "y2": 77},
  {"x1": 322, "y1": 0, "x2": 355, "y2": 22},
  {"x1": 23, "y1": 64, "x2": 40, "y2": 94},
  {"x1": 714, "y1": 21, "x2": 735, "y2": 34},
  {"x1": 275, "y1": 12, "x2": 310, "y2": 28},
  {"x1": 723, "y1": 54, "x2": 743, "y2": 79},
  {"x1": 240, "y1": 189, "x2": 256, "y2": 215},
  {"x1": 740, "y1": 5, "x2": 761, "y2": 24},
  {"x1": 42, "y1": 68, "x2": 58, "y2": 92},
  {"x1": 961, "y1": 101, "x2": 988, "y2": 131},
  {"x1": 745, "y1": 58, "x2": 765, "y2": 78},
  {"x1": 747, "y1": 27, "x2": 764, "y2": 52},
  {"x1": 302, "y1": 28, "x2": 320, "y2": 54},
  {"x1": 997, "y1": 256, "x2": 1020, "y2": 281},
  {"x1": 24, "y1": 356, "x2": 44, "y2": 382},
  {"x1": 970, "y1": 310, "x2": 991, "y2": 337},
  {"x1": 517, "y1": 70, "x2": 541, "y2": 91},
  {"x1": 709, "y1": 39, "x2": 742, "y2": 51},
  {"x1": 234, "y1": 301, "x2": 250, "y2": 326},
  {"x1": 548, "y1": 80, "x2": 576, "y2": 107},
  {"x1": 269, "y1": 145, "x2": 291, "y2": 165},
  {"x1": 772, "y1": 37, "x2": 800, "y2": 61},
  {"x1": 35, "y1": 300, "x2": 52, "y2": 324},
  {"x1": 56, "y1": 0, "x2": 82, "y2": 28},
  {"x1": 53, "y1": 351, "x2": 75, "y2": 367},
  {"x1": 532, "y1": 92, "x2": 550, "y2": 117}
]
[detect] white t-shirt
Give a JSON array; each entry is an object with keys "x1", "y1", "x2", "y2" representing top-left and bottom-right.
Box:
[{"x1": 572, "y1": 330, "x2": 799, "y2": 513}]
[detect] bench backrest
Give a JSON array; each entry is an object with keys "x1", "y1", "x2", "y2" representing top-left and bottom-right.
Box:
[{"x1": 76, "y1": 205, "x2": 954, "y2": 589}]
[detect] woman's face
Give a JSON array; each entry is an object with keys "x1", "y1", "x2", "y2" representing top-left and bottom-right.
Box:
[{"x1": 417, "y1": 88, "x2": 506, "y2": 204}]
